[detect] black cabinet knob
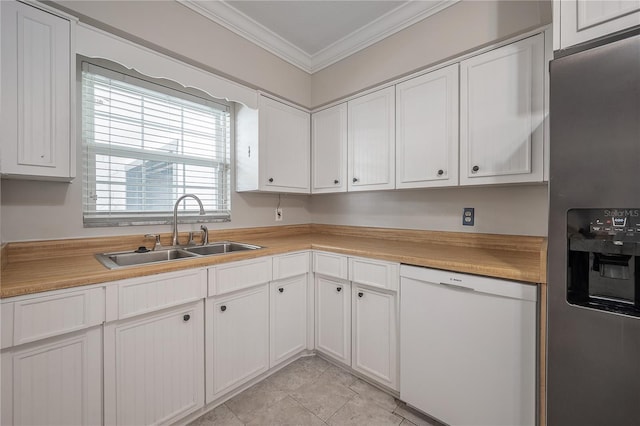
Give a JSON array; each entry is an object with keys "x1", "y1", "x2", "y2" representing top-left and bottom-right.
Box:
[
  {"x1": 334, "y1": 179, "x2": 339, "y2": 184},
  {"x1": 220, "y1": 305, "x2": 227, "y2": 312},
  {"x1": 183, "y1": 314, "x2": 190, "y2": 321},
  {"x1": 278, "y1": 288, "x2": 284, "y2": 293},
  {"x1": 472, "y1": 165, "x2": 479, "y2": 173},
  {"x1": 437, "y1": 169, "x2": 444, "y2": 176},
  {"x1": 336, "y1": 287, "x2": 342, "y2": 292},
  {"x1": 352, "y1": 177, "x2": 359, "y2": 183},
  {"x1": 268, "y1": 177, "x2": 274, "y2": 182},
  {"x1": 358, "y1": 292, "x2": 364, "y2": 298}
]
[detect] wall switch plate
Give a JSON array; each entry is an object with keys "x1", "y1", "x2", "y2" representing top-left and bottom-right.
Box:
[
  {"x1": 275, "y1": 207, "x2": 283, "y2": 222},
  {"x1": 463, "y1": 207, "x2": 474, "y2": 226}
]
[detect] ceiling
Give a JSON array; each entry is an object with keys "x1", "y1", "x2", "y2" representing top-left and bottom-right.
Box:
[{"x1": 179, "y1": 0, "x2": 459, "y2": 73}]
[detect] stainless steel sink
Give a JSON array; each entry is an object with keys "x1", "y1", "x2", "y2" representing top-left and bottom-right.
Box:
[
  {"x1": 95, "y1": 241, "x2": 262, "y2": 269},
  {"x1": 184, "y1": 241, "x2": 261, "y2": 256},
  {"x1": 96, "y1": 248, "x2": 198, "y2": 269}
]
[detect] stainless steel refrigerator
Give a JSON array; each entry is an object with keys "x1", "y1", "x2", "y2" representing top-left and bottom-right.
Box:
[{"x1": 548, "y1": 29, "x2": 640, "y2": 425}]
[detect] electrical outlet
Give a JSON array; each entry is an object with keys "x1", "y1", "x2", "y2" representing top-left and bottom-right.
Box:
[
  {"x1": 463, "y1": 207, "x2": 474, "y2": 226},
  {"x1": 275, "y1": 207, "x2": 283, "y2": 222}
]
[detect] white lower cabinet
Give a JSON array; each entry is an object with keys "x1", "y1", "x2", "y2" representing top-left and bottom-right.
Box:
[
  {"x1": 270, "y1": 274, "x2": 308, "y2": 367},
  {"x1": 1, "y1": 327, "x2": 102, "y2": 426},
  {"x1": 206, "y1": 285, "x2": 269, "y2": 402},
  {"x1": 104, "y1": 301, "x2": 204, "y2": 426},
  {"x1": 315, "y1": 275, "x2": 351, "y2": 365},
  {"x1": 351, "y1": 285, "x2": 398, "y2": 391}
]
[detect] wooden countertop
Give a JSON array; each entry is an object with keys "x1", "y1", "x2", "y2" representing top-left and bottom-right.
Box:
[{"x1": 0, "y1": 224, "x2": 547, "y2": 299}]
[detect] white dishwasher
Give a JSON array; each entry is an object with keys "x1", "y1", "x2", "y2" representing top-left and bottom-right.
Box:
[{"x1": 400, "y1": 265, "x2": 537, "y2": 426}]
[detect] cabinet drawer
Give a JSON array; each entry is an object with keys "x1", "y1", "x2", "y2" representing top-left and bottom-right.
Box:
[
  {"x1": 273, "y1": 251, "x2": 310, "y2": 280},
  {"x1": 313, "y1": 251, "x2": 348, "y2": 280},
  {"x1": 209, "y1": 257, "x2": 272, "y2": 296},
  {"x1": 12, "y1": 287, "x2": 104, "y2": 346},
  {"x1": 111, "y1": 269, "x2": 206, "y2": 320},
  {"x1": 349, "y1": 257, "x2": 399, "y2": 291}
]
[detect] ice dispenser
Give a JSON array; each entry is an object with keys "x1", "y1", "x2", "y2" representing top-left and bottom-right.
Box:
[{"x1": 567, "y1": 209, "x2": 640, "y2": 317}]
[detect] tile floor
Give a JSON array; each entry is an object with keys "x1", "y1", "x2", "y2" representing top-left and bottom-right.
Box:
[{"x1": 188, "y1": 355, "x2": 437, "y2": 426}]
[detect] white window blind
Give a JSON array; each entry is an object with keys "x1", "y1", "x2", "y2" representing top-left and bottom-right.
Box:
[{"x1": 81, "y1": 62, "x2": 231, "y2": 227}]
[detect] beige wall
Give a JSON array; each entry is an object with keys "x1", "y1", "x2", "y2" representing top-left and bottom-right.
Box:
[
  {"x1": 310, "y1": 185, "x2": 549, "y2": 236},
  {"x1": 0, "y1": 177, "x2": 311, "y2": 241},
  {"x1": 311, "y1": 0, "x2": 552, "y2": 107},
  {"x1": 53, "y1": 0, "x2": 312, "y2": 107}
]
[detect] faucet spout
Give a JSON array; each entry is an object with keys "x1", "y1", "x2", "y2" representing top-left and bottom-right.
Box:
[{"x1": 172, "y1": 194, "x2": 205, "y2": 246}]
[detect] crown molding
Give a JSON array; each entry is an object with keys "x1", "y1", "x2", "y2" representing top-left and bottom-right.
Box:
[
  {"x1": 179, "y1": 0, "x2": 459, "y2": 74},
  {"x1": 178, "y1": 0, "x2": 314, "y2": 72},
  {"x1": 311, "y1": 0, "x2": 459, "y2": 73}
]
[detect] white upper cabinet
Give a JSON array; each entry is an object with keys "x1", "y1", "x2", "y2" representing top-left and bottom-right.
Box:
[
  {"x1": 460, "y1": 34, "x2": 545, "y2": 185},
  {"x1": 555, "y1": 0, "x2": 640, "y2": 50},
  {"x1": 0, "y1": 1, "x2": 75, "y2": 181},
  {"x1": 396, "y1": 64, "x2": 459, "y2": 189},
  {"x1": 236, "y1": 94, "x2": 310, "y2": 193},
  {"x1": 348, "y1": 86, "x2": 395, "y2": 191},
  {"x1": 311, "y1": 103, "x2": 348, "y2": 193}
]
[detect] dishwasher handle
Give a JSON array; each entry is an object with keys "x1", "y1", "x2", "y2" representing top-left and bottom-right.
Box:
[{"x1": 438, "y1": 282, "x2": 476, "y2": 292}]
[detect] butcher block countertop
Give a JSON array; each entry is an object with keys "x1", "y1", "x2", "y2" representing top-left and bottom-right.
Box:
[{"x1": 0, "y1": 224, "x2": 547, "y2": 299}]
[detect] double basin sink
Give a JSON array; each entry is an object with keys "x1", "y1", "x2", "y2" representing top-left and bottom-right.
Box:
[{"x1": 96, "y1": 241, "x2": 261, "y2": 269}]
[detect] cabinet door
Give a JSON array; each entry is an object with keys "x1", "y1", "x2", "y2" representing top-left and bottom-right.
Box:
[
  {"x1": 315, "y1": 275, "x2": 351, "y2": 365},
  {"x1": 312, "y1": 103, "x2": 348, "y2": 193},
  {"x1": 558, "y1": 0, "x2": 640, "y2": 50},
  {"x1": 260, "y1": 96, "x2": 310, "y2": 193},
  {"x1": 0, "y1": 1, "x2": 74, "y2": 180},
  {"x1": 396, "y1": 64, "x2": 459, "y2": 188},
  {"x1": 270, "y1": 275, "x2": 308, "y2": 367},
  {"x1": 348, "y1": 86, "x2": 395, "y2": 191},
  {"x1": 207, "y1": 285, "x2": 269, "y2": 402},
  {"x1": 104, "y1": 302, "x2": 204, "y2": 426},
  {"x1": 352, "y1": 285, "x2": 398, "y2": 390},
  {"x1": 460, "y1": 34, "x2": 545, "y2": 185},
  {"x1": 1, "y1": 328, "x2": 102, "y2": 426}
]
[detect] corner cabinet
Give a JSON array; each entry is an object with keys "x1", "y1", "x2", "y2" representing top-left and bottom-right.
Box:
[
  {"x1": 460, "y1": 34, "x2": 545, "y2": 185},
  {"x1": 348, "y1": 86, "x2": 395, "y2": 191},
  {"x1": 236, "y1": 94, "x2": 310, "y2": 193},
  {"x1": 0, "y1": 1, "x2": 76, "y2": 181},
  {"x1": 396, "y1": 64, "x2": 459, "y2": 189},
  {"x1": 554, "y1": 0, "x2": 640, "y2": 50},
  {"x1": 311, "y1": 103, "x2": 348, "y2": 193}
]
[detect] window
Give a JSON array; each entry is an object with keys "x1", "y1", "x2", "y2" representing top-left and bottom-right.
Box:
[{"x1": 81, "y1": 62, "x2": 231, "y2": 226}]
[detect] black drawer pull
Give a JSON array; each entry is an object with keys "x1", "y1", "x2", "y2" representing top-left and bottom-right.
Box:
[
  {"x1": 183, "y1": 314, "x2": 190, "y2": 322},
  {"x1": 358, "y1": 292, "x2": 364, "y2": 298},
  {"x1": 220, "y1": 305, "x2": 227, "y2": 312},
  {"x1": 278, "y1": 288, "x2": 284, "y2": 293},
  {"x1": 336, "y1": 287, "x2": 342, "y2": 292}
]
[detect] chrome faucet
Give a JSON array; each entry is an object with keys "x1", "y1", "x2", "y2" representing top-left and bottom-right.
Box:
[{"x1": 172, "y1": 194, "x2": 205, "y2": 246}]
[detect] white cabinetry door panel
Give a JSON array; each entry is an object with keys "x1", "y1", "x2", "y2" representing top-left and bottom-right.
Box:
[
  {"x1": 104, "y1": 302, "x2": 204, "y2": 426},
  {"x1": 0, "y1": 1, "x2": 74, "y2": 180},
  {"x1": 558, "y1": 0, "x2": 640, "y2": 49},
  {"x1": 261, "y1": 96, "x2": 310, "y2": 192},
  {"x1": 272, "y1": 251, "x2": 310, "y2": 281},
  {"x1": 348, "y1": 86, "x2": 395, "y2": 191},
  {"x1": 206, "y1": 285, "x2": 269, "y2": 402},
  {"x1": 396, "y1": 64, "x2": 459, "y2": 188},
  {"x1": 460, "y1": 34, "x2": 545, "y2": 185},
  {"x1": 312, "y1": 103, "x2": 348, "y2": 193},
  {"x1": 270, "y1": 275, "x2": 308, "y2": 367},
  {"x1": 352, "y1": 285, "x2": 397, "y2": 391},
  {"x1": 13, "y1": 287, "x2": 104, "y2": 345},
  {"x1": 315, "y1": 276, "x2": 351, "y2": 365},
  {"x1": 1, "y1": 328, "x2": 102, "y2": 426}
]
